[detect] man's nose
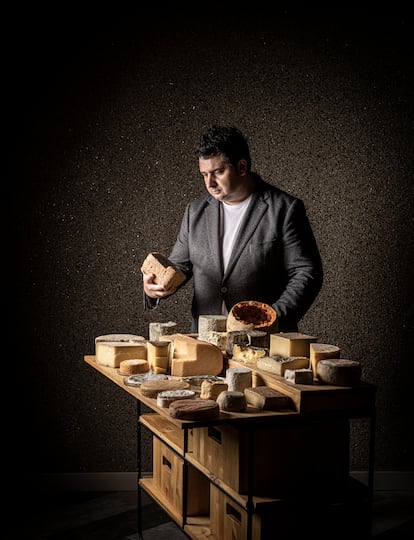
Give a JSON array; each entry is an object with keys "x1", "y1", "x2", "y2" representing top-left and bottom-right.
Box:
[{"x1": 206, "y1": 174, "x2": 217, "y2": 187}]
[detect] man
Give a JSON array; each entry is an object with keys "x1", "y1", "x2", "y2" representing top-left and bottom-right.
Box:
[{"x1": 142, "y1": 125, "x2": 323, "y2": 332}]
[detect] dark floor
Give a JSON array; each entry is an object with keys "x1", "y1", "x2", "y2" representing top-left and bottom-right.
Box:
[{"x1": 21, "y1": 488, "x2": 414, "y2": 539}]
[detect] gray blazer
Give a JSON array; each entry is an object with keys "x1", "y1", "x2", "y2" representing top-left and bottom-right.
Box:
[{"x1": 166, "y1": 176, "x2": 323, "y2": 333}]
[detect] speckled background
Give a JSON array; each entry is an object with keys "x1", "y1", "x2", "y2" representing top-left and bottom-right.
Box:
[{"x1": 12, "y1": 9, "x2": 413, "y2": 480}]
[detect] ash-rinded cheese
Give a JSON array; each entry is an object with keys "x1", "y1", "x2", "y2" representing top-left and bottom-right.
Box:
[
  {"x1": 257, "y1": 355, "x2": 310, "y2": 376},
  {"x1": 147, "y1": 341, "x2": 171, "y2": 374},
  {"x1": 244, "y1": 386, "x2": 291, "y2": 410},
  {"x1": 225, "y1": 330, "x2": 269, "y2": 355},
  {"x1": 198, "y1": 331, "x2": 228, "y2": 350},
  {"x1": 198, "y1": 315, "x2": 227, "y2": 335},
  {"x1": 217, "y1": 390, "x2": 247, "y2": 412},
  {"x1": 162, "y1": 333, "x2": 223, "y2": 377},
  {"x1": 96, "y1": 341, "x2": 147, "y2": 368},
  {"x1": 232, "y1": 345, "x2": 269, "y2": 364},
  {"x1": 95, "y1": 334, "x2": 145, "y2": 344},
  {"x1": 310, "y1": 343, "x2": 340, "y2": 378},
  {"x1": 317, "y1": 359, "x2": 361, "y2": 387},
  {"x1": 226, "y1": 367, "x2": 252, "y2": 392},
  {"x1": 149, "y1": 321, "x2": 178, "y2": 342},
  {"x1": 284, "y1": 368, "x2": 314, "y2": 385},
  {"x1": 269, "y1": 332, "x2": 317, "y2": 358}
]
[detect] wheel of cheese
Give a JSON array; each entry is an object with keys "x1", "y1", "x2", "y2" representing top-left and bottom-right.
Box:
[
  {"x1": 216, "y1": 390, "x2": 247, "y2": 412},
  {"x1": 226, "y1": 301, "x2": 278, "y2": 332},
  {"x1": 156, "y1": 389, "x2": 196, "y2": 408},
  {"x1": 118, "y1": 359, "x2": 149, "y2": 376},
  {"x1": 169, "y1": 398, "x2": 220, "y2": 420},
  {"x1": 316, "y1": 359, "x2": 361, "y2": 387},
  {"x1": 139, "y1": 379, "x2": 190, "y2": 398}
]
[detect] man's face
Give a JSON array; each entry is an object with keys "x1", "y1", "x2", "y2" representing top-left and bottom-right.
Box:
[{"x1": 199, "y1": 155, "x2": 247, "y2": 204}]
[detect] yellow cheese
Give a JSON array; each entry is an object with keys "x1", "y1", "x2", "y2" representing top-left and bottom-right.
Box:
[
  {"x1": 95, "y1": 341, "x2": 147, "y2": 368},
  {"x1": 269, "y1": 332, "x2": 317, "y2": 358},
  {"x1": 164, "y1": 334, "x2": 223, "y2": 377},
  {"x1": 257, "y1": 355, "x2": 310, "y2": 376},
  {"x1": 309, "y1": 343, "x2": 340, "y2": 378},
  {"x1": 147, "y1": 341, "x2": 171, "y2": 373}
]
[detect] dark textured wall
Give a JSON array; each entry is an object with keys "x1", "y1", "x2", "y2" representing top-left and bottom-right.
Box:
[{"x1": 13, "y1": 9, "x2": 413, "y2": 479}]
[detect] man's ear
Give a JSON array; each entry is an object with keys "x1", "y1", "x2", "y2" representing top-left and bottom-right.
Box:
[{"x1": 237, "y1": 159, "x2": 248, "y2": 176}]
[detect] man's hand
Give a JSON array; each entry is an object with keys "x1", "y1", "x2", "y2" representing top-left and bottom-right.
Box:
[{"x1": 142, "y1": 270, "x2": 177, "y2": 299}]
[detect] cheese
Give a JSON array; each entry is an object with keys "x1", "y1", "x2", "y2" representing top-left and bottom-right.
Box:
[
  {"x1": 200, "y1": 380, "x2": 228, "y2": 400},
  {"x1": 95, "y1": 341, "x2": 147, "y2": 368},
  {"x1": 226, "y1": 367, "x2": 252, "y2": 392},
  {"x1": 149, "y1": 321, "x2": 178, "y2": 342},
  {"x1": 244, "y1": 386, "x2": 291, "y2": 410},
  {"x1": 140, "y1": 252, "x2": 186, "y2": 289},
  {"x1": 198, "y1": 315, "x2": 227, "y2": 335},
  {"x1": 284, "y1": 368, "x2": 314, "y2": 385},
  {"x1": 169, "y1": 399, "x2": 220, "y2": 420},
  {"x1": 156, "y1": 389, "x2": 195, "y2": 408},
  {"x1": 163, "y1": 334, "x2": 223, "y2": 377},
  {"x1": 225, "y1": 329, "x2": 269, "y2": 355},
  {"x1": 216, "y1": 390, "x2": 247, "y2": 412},
  {"x1": 232, "y1": 345, "x2": 269, "y2": 364},
  {"x1": 257, "y1": 355, "x2": 310, "y2": 376},
  {"x1": 95, "y1": 334, "x2": 145, "y2": 343},
  {"x1": 309, "y1": 343, "x2": 340, "y2": 378},
  {"x1": 317, "y1": 359, "x2": 361, "y2": 387},
  {"x1": 147, "y1": 340, "x2": 171, "y2": 373},
  {"x1": 269, "y1": 332, "x2": 317, "y2": 358},
  {"x1": 198, "y1": 331, "x2": 228, "y2": 350},
  {"x1": 119, "y1": 359, "x2": 149, "y2": 375},
  {"x1": 227, "y1": 300, "x2": 278, "y2": 332},
  {"x1": 139, "y1": 379, "x2": 191, "y2": 398}
]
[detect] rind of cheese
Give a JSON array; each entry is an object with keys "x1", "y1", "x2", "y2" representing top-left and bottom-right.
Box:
[
  {"x1": 232, "y1": 345, "x2": 269, "y2": 364},
  {"x1": 244, "y1": 386, "x2": 291, "y2": 410},
  {"x1": 156, "y1": 389, "x2": 195, "y2": 408},
  {"x1": 149, "y1": 321, "x2": 178, "y2": 342},
  {"x1": 226, "y1": 367, "x2": 252, "y2": 392},
  {"x1": 95, "y1": 334, "x2": 145, "y2": 344},
  {"x1": 119, "y1": 359, "x2": 149, "y2": 375},
  {"x1": 139, "y1": 379, "x2": 191, "y2": 398},
  {"x1": 269, "y1": 332, "x2": 317, "y2": 358},
  {"x1": 141, "y1": 252, "x2": 186, "y2": 290},
  {"x1": 227, "y1": 300, "x2": 278, "y2": 332},
  {"x1": 147, "y1": 340, "x2": 171, "y2": 372},
  {"x1": 198, "y1": 315, "x2": 227, "y2": 335},
  {"x1": 163, "y1": 334, "x2": 223, "y2": 377},
  {"x1": 310, "y1": 343, "x2": 340, "y2": 378},
  {"x1": 96, "y1": 341, "x2": 147, "y2": 368},
  {"x1": 257, "y1": 355, "x2": 309, "y2": 376},
  {"x1": 226, "y1": 330, "x2": 269, "y2": 355},
  {"x1": 198, "y1": 331, "x2": 228, "y2": 350},
  {"x1": 217, "y1": 390, "x2": 247, "y2": 412},
  {"x1": 284, "y1": 368, "x2": 314, "y2": 385},
  {"x1": 169, "y1": 399, "x2": 220, "y2": 420},
  {"x1": 317, "y1": 359, "x2": 361, "y2": 387}
]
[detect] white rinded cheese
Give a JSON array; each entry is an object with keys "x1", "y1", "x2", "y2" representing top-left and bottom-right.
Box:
[
  {"x1": 216, "y1": 390, "x2": 247, "y2": 412},
  {"x1": 95, "y1": 341, "x2": 147, "y2": 368},
  {"x1": 269, "y1": 332, "x2": 317, "y2": 358},
  {"x1": 309, "y1": 343, "x2": 340, "y2": 378},
  {"x1": 257, "y1": 355, "x2": 310, "y2": 376},
  {"x1": 198, "y1": 315, "x2": 227, "y2": 335},
  {"x1": 95, "y1": 334, "x2": 145, "y2": 344},
  {"x1": 226, "y1": 367, "x2": 252, "y2": 392},
  {"x1": 317, "y1": 359, "x2": 361, "y2": 387}
]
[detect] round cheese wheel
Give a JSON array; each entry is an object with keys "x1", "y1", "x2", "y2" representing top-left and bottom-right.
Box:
[
  {"x1": 119, "y1": 359, "x2": 149, "y2": 376},
  {"x1": 316, "y1": 359, "x2": 361, "y2": 387},
  {"x1": 216, "y1": 390, "x2": 247, "y2": 412},
  {"x1": 156, "y1": 389, "x2": 196, "y2": 408},
  {"x1": 226, "y1": 301, "x2": 278, "y2": 332},
  {"x1": 139, "y1": 379, "x2": 190, "y2": 398}
]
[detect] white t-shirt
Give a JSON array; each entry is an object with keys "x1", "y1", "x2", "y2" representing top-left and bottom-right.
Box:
[{"x1": 220, "y1": 195, "x2": 252, "y2": 314}]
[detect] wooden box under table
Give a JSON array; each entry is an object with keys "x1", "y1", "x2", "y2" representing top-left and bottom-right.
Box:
[
  {"x1": 191, "y1": 418, "x2": 350, "y2": 498},
  {"x1": 152, "y1": 436, "x2": 210, "y2": 519}
]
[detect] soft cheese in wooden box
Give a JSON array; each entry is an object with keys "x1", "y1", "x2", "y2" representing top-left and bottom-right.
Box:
[{"x1": 191, "y1": 419, "x2": 350, "y2": 498}]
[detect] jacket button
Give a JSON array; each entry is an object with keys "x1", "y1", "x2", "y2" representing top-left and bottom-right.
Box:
[{"x1": 221, "y1": 286, "x2": 228, "y2": 293}]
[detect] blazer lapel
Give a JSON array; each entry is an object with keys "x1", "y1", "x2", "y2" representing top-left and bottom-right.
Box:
[
  {"x1": 224, "y1": 192, "x2": 268, "y2": 280},
  {"x1": 205, "y1": 198, "x2": 223, "y2": 275}
]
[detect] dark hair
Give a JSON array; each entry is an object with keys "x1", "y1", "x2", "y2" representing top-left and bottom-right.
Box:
[{"x1": 194, "y1": 125, "x2": 251, "y2": 171}]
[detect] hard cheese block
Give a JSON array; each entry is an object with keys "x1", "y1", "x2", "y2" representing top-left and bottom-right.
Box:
[
  {"x1": 257, "y1": 355, "x2": 310, "y2": 376},
  {"x1": 141, "y1": 252, "x2": 186, "y2": 289},
  {"x1": 309, "y1": 343, "x2": 340, "y2": 378},
  {"x1": 270, "y1": 332, "x2": 317, "y2": 357},
  {"x1": 162, "y1": 334, "x2": 223, "y2": 377},
  {"x1": 96, "y1": 341, "x2": 147, "y2": 368},
  {"x1": 147, "y1": 340, "x2": 171, "y2": 374}
]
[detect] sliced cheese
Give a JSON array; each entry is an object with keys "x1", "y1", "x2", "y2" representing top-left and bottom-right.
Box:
[
  {"x1": 95, "y1": 341, "x2": 147, "y2": 368},
  {"x1": 269, "y1": 332, "x2": 317, "y2": 358},
  {"x1": 310, "y1": 343, "x2": 340, "y2": 378},
  {"x1": 257, "y1": 355, "x2": 309, "y2": 376},
  {"x1": 147, "y1": 340, "x2": 171, "y2": 373}
]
